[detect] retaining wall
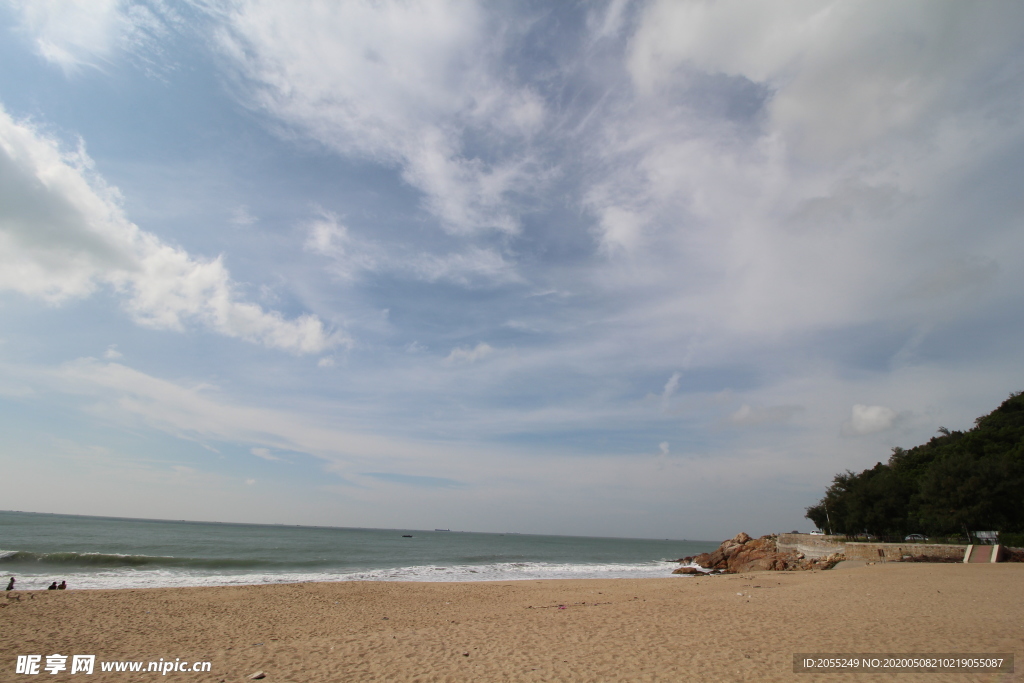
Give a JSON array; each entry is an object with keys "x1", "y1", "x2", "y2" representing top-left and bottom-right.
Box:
[
  {"x1": 777, "y1": 533, "x2": 847, "y2": 559},
  {"x1": 777, "y1": 533, "x2": 966, "y2": 562},
  {"x1": 844, "y1": 542, "x2": 965, "y2": 562}
]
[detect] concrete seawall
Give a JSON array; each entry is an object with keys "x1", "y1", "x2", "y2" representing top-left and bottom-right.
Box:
[
  {"x1": 777, "y1": 533, "x2": 966, "y2": 562},
  {"x1": 777, "y1": 534, "x2": 848, "y2": 560}
]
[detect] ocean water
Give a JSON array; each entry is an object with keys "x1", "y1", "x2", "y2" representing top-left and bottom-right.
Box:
[{"x1": 0, "y1": 511, "x2": 717, "y2": 590}]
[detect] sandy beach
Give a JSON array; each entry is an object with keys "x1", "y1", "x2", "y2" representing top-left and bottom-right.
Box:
[{"x1": 3, "y1": 563, "x2": 1021, "y2": 682}]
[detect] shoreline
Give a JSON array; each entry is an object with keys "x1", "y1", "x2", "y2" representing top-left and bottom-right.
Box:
[
  {"x1": 0, "y1": 560, "x2": 693, "y2": 592},
  {"x1": 5, "y1": 563, "x2": 1021, "y2": 681}
]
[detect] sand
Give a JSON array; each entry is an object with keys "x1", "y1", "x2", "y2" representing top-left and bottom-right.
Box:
[{"x1": 2, "y1": 563, "x2": 1021, "y2": 682}]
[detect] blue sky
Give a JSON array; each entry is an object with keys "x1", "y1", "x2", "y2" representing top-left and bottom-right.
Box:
[{"x1": 2, "y1": 0, "x2": 1023, "y2": 540}]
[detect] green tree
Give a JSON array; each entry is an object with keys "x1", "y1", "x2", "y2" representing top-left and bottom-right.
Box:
[{"x1": 806, "y1": 392, "x2": 1024, "y2": 537}]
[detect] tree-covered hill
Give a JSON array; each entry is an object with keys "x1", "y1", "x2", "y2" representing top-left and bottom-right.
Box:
[{"x1": 805, "y1": 392, "x2": 1024, "y2": 538}]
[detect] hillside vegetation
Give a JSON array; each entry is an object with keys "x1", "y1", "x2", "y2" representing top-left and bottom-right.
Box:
[{"x1": 806, "y1": 392, "x2": 1024, "y2": 539}]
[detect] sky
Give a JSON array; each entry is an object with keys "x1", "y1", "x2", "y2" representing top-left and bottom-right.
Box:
[{"x1": 1, "y1": 0, "x2": 1023, "y2": 541}]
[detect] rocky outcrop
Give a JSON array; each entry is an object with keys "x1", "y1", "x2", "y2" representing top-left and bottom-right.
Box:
[{"x1": 677, "y1": 533, "x2": 845, "y2": 574}]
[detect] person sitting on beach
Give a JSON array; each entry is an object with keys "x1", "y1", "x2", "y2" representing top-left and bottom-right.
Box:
[
  {"x1": 5, "y1": 577, "x2": 13, "y2": 591},
  {"x1": 57, "y1": 581, "x2": 66, "y2": 590},
  {"x1": 48, "y1": 581, "x2": 58, "y2": 590}
]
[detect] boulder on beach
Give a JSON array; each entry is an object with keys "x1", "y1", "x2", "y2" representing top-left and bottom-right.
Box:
[
  {"x1": 678, "y1": 533, "x2": 845, "y2": 574},
  {"x1": 671, "y1": 566, "x2": 705, "y2": 575}
]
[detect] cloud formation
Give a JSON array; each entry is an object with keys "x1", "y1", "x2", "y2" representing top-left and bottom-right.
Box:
[
  {"x1": 2, "y1": 1, "x2": 1023, "y2": 538},
  {"x1": 218, "y1": 0, "x2": 545, "y2": 236},
  {"x1": 9, "y1": 0, "x2": 176, "y2": 73},
  {"x1": 250, "y1": 447, "x2": 281, "y2": 461},
  {"x1": 445, "y1": 342, "x2": 495, "y2": 365},
  {"x1": 0, "y1": 106, "x2": 342, "y2": 353},
  {"x1": 304, "y1": 211, "x2": 521, "y2": 286},
  {"x1": 729, "y1": 404, "x2": 802, "y2": 428},
  {"x1": 842, "y1": 404, "x2": 902, "y2": 436},
  {"x1": 580, "y1": 0, "x2": 1024, "y2": 347},
  {"x1": 10, "y1": 0, "x2": 124, "y2": 70}
]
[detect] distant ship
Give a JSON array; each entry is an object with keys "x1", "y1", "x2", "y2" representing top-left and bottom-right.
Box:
[{"x1": 434, "y1": 528, "x2": 451, "y2": 532}]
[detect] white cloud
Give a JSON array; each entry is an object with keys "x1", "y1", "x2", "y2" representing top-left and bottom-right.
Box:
[
  {"x1": 588, "y1": 202, "x2": 648, "y2": 255},
  {"x1": 230, "y1": 205, "x2": 257, "y2": 227},
  {"x1": 0, "y1": 106, "x2": 343, "y2": 354},
  {"x1": 574, "y1": 0, "x2": 1024, "y2": 353},
  {"x1": 103, "y1": 344, "x2": 122, "y2": 359},
  {"x1": 10, "y1": 0, "x2": 124, "y2": 70},
  {"x1": 17, "y1": 357, "x2": 824, "y2": 538},
  {"x1": 303, "y1": 211, "x2": 349, "y2": 258},
  {"x1": 250, "y1": 447, "x2": 281, "y2": 461},
  {"x1": 304, "y1": 210, "x2": 521, "y2": 286},
  {"x1": 729, "y1": 403, "x2": 802, "y2": 428},
  {"x1": 50, "y1": 358, "x2": 440, "y2": 464},
  {"x1": 37, "y1": 358, "x2": 525, "y2": 490},
  {"x1": 3, "y1": 2, "x2": 1023, "y2": 538},
  {"x1": 445, "y1": 342, "x2": 495, "y2": 365},
  {"x1": 10, "y1": 0, "x2": 174, "y2": 74},
  {"x1": 628, "y1": 1, "x2": 1024, "y2": 155},
  {"x1": 217, "y1": 0, "x2": 544, "y2": 236},
  {"x1": 660, "y1": 371, "x2": 681, "y2": 412},
  {"x1": 842, "y1": 404, "x2": 900, "y2": 436},
  {"x1": 590, "y1": 0, "x2": 630, "y2": 41}
]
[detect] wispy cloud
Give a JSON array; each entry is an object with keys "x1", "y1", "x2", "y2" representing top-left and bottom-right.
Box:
[
  {"x1": 304, "y1": 210, "x2": 521, "y2": 287},
  {"x1": 250, "y1": 447, "x2": 282, "y2": 461},
  {"x1": 2, "y1": 1, "x2": 1024, "y2": 537},
  {"x1": 11, "y1": 0, "x2": 126, "y2": 71},
  {"x1": 576, "y1": 0, "x2": 1024, "y2": 350},
  {"x1": 842, "y1": 404, "x2": 905, "y2": 437},
  {"x1": 660, "y1": 371, "x2": 681, "y2": 412},
  {"x1": 230, "y1": 205, "x2": 257, "y2": 227},
  {"x1": 0, "y1": 106, "x2": 343, "y2": 354},
  {"x1": 10, "y1": 0, "x2": 179, "y2": 74},
  {"x1": 218, "y1": 0, "x2": 546, "y2": 236},
  {"x1": 728, "y1": 404, "x2": 803, "y2": 428},
  {"x1": 445, "y1": 342, "x2": 495, "y2": 365}
]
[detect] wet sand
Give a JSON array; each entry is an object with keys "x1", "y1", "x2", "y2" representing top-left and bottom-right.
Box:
[{"x1": 3, "y1": 563, "x2": 1021, "y2": 682}]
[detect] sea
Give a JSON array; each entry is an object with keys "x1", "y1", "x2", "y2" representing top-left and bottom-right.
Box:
[{"x1": 0, "y1": 511, "x2": 717, "y2": 590}]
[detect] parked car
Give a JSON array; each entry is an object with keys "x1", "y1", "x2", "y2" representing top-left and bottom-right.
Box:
[
  {"x1": 809, "y1": 530, "x2": 825, "y2": 535},
  {"x1": 904, "y1": 534, "x2": 927, "y2": 542}
]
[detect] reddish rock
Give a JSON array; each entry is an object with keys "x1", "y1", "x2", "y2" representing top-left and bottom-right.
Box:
[
  {"x1": 671, "y1": 567, "x2": 704, "y2": 575},
  {"x1": 744, "y1": 536, "x2": 776, "y2": 553},
  {"x1": 682, "y1": 532, "x2": 820, "y2": 574},
  {"x1": 726, "y1": 534, "x2": 798, "y2": 572},
  {"x1": 729, "y1": 549, "x2": 788, "y2": 573},
  {"x1": 690, "y1": 552, "x2": 713, "y2": 568},
  {"x1": 705, "y1": 548, "x2": 729, "y2": 569}
]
